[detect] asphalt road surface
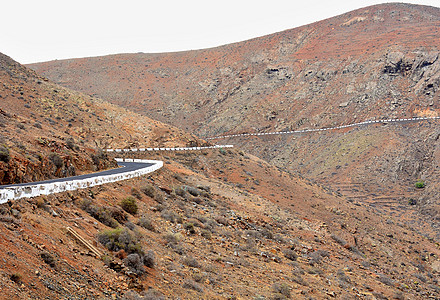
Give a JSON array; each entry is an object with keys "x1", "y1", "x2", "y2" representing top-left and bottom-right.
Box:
[{"x1": 0, "y1": 161, "x2": 154, "y2": 188}]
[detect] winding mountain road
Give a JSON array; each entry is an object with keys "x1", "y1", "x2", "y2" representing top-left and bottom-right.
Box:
[
  {"x1": 206, "y1": 116, "x2": 440, "y2": 140},
  {"x1": 0, "y1": 160, "x2": 163, "y2": 203},
  {"x1": 0, "y1": 161, "x2": 153, "y2": 189}
]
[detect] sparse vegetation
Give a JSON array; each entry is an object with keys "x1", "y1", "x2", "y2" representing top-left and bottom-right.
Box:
[
  {"x1": 48, "y1": 152, "x2": 63, "y2": 169},
  {"x1": 173, "y1": 186, "x2": 186, "y2": 197},
  {"x1": 182, "y1": 279, "x2": 204, "y2": 292},
  {"x1": 331, "y1": 234, "x2": 347, "y2": 246},
  {"x1": 200, "y1": 229, "x2": 212, "y2": 239},
  {"x1": 183, "y1": 256, "x2": 200, "y2": 268},
  {"x1": 124, "y1": 253, "x2": 144, "y2": 275},
  {"x1": 80, "y1": 199, "x2": 122, "y2": 228},
  {"x1": 163, "y1": 232, "x2": 182, "y2": 246},
  {"x1": 161, "y1": 209, "x2": 182, "y2": 223},
  {"x1": 120, "y1": 196, "x2": 138, "y2": 215},
  {"x1": 143, "y1": 250, "x2": 155, "y2": 268},
  {"x1": 10, "y1": 273, "x2": 22, "y2": 284},
  {"x1": 378, "y1": 274, "x2": 394, "y2": 287},
  {"x1": 140, "y1": 183, "x2": 165, "y2": 202},
  {"x1": 138, "y1": 216, "x2": 155, "y2": 231},
  {"x1": 65, "y1": 137, "x2": 79, "y2": 150},
  {"x1": 271, "y1": 282, "x2": 291, "y2": 299},
  {"x1": 40, "y1": 252, "x2": 56, "y2": 268},
  {"x1": 141, "y1": 184, "x2": 156, "y2": 198},
  {"x1": 3, "y1": 7, "x2": 440, "y2": 299},
  {"x1": 0, "y1": 145, "x2": 10, "y2": 163},
  {"x1": 130, "y1": 187, "x2": 142, "y2": 200},
  {"x1": 97, "y1": 228, "x2": 142, "y2": 256},
  {"x1": 282, "y1": 248, "x2": 297, "y2": 261},
  {"x1": 415, "y1": 180, "x2": 425, "y2": 188},
  {"x1": 184, "y1": 222, "x2": 196, "y2": 234}
]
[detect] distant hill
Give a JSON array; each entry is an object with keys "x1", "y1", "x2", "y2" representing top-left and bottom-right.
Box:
[{"x1": 29, "y1": 3, "x2": 440, "y2": 136}]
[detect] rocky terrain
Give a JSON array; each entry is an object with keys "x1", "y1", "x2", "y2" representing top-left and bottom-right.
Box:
[
  {"x1": 0, "y1": 48, "x2": 438, "y2": 300},
  {"x1": 0, "y1": 2, "x2": 439, "y2": 299},
  {"x1": 4, "y1": 144, "x2": 440, "y2": 299},
  {"x1": 29, "y1": 3, "x2": 440, "y2": 239},
  {"x1": 0, "y1": 53, "x2": 197, "y2": 185}
]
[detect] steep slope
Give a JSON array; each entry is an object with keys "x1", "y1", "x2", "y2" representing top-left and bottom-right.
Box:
[
  {"x1": 1, "y1": 52, "x2": 440, "y2": 299},
  {"x1": 0, "y1": 53, "x2": 198, "y2": 185},
  {"x1": 3, "y1": 143, "x2": 440, "y2": 299},
  {"x1": 29, "y1": 3, "x2": 440, "y2": 237}
]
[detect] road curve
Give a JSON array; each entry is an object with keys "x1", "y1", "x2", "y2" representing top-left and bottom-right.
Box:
[
  {"x1": 0, "y1": 160, "x2": 163, "y2": 203},
  {"x1": 0, "y1": 161, "x2": 153, "y2": 189}
]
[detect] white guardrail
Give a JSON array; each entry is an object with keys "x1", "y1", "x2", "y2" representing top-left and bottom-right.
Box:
[
  {"x1": 206, "y1": 116, "x2": 440, "y2": 140},
  {"x1": 104, "y1": 144, "x2": 234, "y2": 153},
  {"x1": 0, "y1": 159, "x2": 163, "y2": 204}
]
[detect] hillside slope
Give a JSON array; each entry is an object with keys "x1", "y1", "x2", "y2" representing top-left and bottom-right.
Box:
[
  {"x1": 29, "y1": 3, "x2": 440, "y2": 237},
  {"x1": 0, "y1": 53, "x2": 197, "y2": 185},
  {"x1": 2, "y1": 52, "x2": 440, "y2": 299}
]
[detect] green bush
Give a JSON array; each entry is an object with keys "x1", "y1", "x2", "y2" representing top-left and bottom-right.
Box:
[
  {"x1": 415, "y1": 180, "x2": 425, "y2": 189},
  {"x1": 97, "y1": 228, "x2": 143, "y2": 256},
  {"x1": 120, "y1": 197, "x2": 138, "y2": 215}
]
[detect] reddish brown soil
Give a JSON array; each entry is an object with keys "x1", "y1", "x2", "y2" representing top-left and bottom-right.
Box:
[
  {"x1": 0, "y1": 53, "x2": 198, "y2": 185},
  {"x1": 28, "y1": 4, "x2": 440, "y2": 240},
  {"x1": 0, "y1": 3, "x2": 439, "y2": 299}
]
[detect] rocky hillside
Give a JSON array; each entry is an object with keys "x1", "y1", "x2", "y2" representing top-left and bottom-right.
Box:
[
  {"x1": 29, "y1": 3, "x2": 440, "y2": 238},
  {"x1": 3, "y1": 52, "x2": 440, "y2": 299},
  {"x1": 0, "y1": 53, "x2": 197, "y2": 185},
  {"x1": 3, "y1": 138, "x2": 440, "y2": 299}
]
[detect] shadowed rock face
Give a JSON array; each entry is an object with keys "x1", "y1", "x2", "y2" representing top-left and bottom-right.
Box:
[{"x1": 29, "y1": 3, "x2": 440, "y2": 234}]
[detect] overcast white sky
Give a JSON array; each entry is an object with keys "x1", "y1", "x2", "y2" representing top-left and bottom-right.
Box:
[{"x1": 1, "y1": 0, "x2": 439, "y2": 64}]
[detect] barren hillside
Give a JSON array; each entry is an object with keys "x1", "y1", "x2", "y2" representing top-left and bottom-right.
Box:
[
  {"x1": 0, "y1": 53, "x2": 197, "y2": 185},
  {"x1": 0, "y1": 45, "x2": 439, "y2": 298},
  {"x1": 29, "y1": 3, "x2": 440, "y2": 239}
]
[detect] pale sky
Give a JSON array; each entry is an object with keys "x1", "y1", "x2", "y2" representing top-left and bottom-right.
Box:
[{"x1": 1, "y1": 0, "x2": 439, "y2": 64}]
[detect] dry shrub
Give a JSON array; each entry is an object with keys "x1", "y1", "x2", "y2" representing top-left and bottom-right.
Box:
[
  {"x1": 124, "y1": 253, "x2": 144, "y2": 275},
  {"x1": 183, "y1": 279, "x2": 204, "y2": 292},
  {"x1": 40, "y1": 252, "x2": 56, "y2": 268},
  {"x1": 138, "y1": 216, "x2": 155, "y2": 231},
  {"x1": 120, "y1": 197, "x2": 138, "y2": 215}
]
